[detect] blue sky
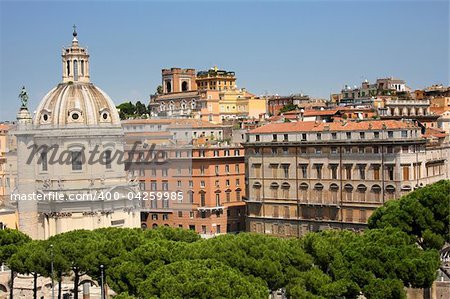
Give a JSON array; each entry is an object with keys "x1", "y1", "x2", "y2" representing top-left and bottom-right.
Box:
[{"x1": 0, "y1": 0, "x2": 448, "y2": 121}]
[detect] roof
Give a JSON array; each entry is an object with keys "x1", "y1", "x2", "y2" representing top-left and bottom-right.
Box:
[
  {"x1": 249, "y1": 120, "x2": 417, "y2": 134},
  {"x1": 283, "y1": 109, "x2": 340, "y2": 117},
  {"x1": 422, "y1": 127, "x2": 448, "y2": 139},
  {"x1": 430, "y1": 107, "x2": 449, "y2": 116},
  {"x1": 168, "y1": 119, "x2": 228, "y2": 129},
  {"x1": 122, "y1": 119, "x2": 173, "y2": 125},
  {"x1": 153, "y1": 91, "x2": 199, "y2": 101}
]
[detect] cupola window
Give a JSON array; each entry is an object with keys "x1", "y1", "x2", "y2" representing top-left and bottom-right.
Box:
[{"x1": 72, "y1": 113, "x2": 79, "y2": 120}]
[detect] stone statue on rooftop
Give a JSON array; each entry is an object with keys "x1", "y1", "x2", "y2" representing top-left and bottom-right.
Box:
[{"x1": 18, "y1": 86, "x2": 29, "y2": 108}]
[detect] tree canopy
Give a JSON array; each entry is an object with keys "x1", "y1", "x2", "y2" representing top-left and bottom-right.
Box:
[{"x1": 368, "y1": 179, "x2": 450, "y2": 250}]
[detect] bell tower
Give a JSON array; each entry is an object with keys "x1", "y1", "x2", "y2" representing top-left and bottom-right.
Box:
[{"x1": 62, "y1": 25, "x2": 90, "y2": 83}]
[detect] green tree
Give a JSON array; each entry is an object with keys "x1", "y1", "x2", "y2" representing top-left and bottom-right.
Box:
[
  {"x1": 368, "y1": 180, "x2": 450, "y2": 250},
  {"x1": 142, "y1": 226, "x2": 200, "y2": 243},
  {"x1": 117, "y1": 102, "x2": 136, "y2": 120},
  {"x1": 135, "y1": 101, "x2": 147, "y2": 116},
  {"x1": 48, "y1": 230, "x2": 106, "y2": 299},
  {"x1": 156, "y1": 85, "x2": 163, "y2": 95},
  {"x1": 184, "y1": 233, "x2": 312, "y2": 292},
  {"x1": 0, "y1": 229, "x2": 31, "y2": 299},
  {"x1": 137, "y1": 259, "x2": 268, "y2": 299},
  {"x1": 279, "y1": 103, "x2": 298, "y2": 114},
  {"x1": 8, "y1": 240, "x2": 50, "y2": 299},
  {"x1": 301, "y1": 227, "x2": 440, "y2": 297}
]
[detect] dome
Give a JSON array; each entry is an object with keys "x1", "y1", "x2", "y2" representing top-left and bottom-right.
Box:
[
  {"x1": 34, "y1": 82, "x2": 121, "y2": 128},
  {"x1": 33, "y1": 30, "x2": 121, "y2": 128}
]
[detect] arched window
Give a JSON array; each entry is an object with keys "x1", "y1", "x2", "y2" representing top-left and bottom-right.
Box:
[
  {"x1": 344, "y1": 184, "x2": 353, "y2": 201},
  {"x1": 281, "y1": 182, "x2": 290, "y2": 199},
  {"x1": 80, "y1": 60, "x2": 84, "y2": 76},
  {"x1": 357, "y1": 184, "x2": 367, "y2": 202},
  {"x1": 166, "y1": 80, "x2": 172, "y2": 93},
  {"x1": 181, "y1": 100, "x2": 187, "y2": 110},
  {"x1": 330, "y1": 183, "x2": 339, "y2": 204},
  {"x1": 270, "y1": 182, "x2": 279, "y2": 198},
  {"x1": 371, "y1": 184, "x2": 381, "y2": 202},
  {"x1": 104, "y1": 150, "x2": 112, "y2": 169},
  {"x1": 253, "y1": 182, "x2": 261, "y2": 201},
  {"x1": 67, "y1": 60, "x2": 71, "y2": 76},
  {"x1": 299, "y1": 182, "x2": 308, "y2": 202},
  {"x1": 182, "y1": 81, "x2": 188, "y2": 91},
  {"x1": 73, "y1": 60, "x2": 78, "y2": 81},
  {"x1": 314, "y1": 183, "x2": 324, "y2": 203},
  {"x1": 191, "y1": 100, "x2": 196, "y2": 110}
]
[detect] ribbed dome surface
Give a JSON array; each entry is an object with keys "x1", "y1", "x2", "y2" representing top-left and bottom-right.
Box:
[{"x1": 34, "y1": 82, "x2": 121, "y2": 128}]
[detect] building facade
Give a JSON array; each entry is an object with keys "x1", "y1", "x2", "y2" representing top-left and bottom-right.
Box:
[
  {"x1": 12, "y1": 29, "x2": 140, "y2": 239},
  {"x1": 244, "y1": 120, "x2": 449, "y2": 237},
  {"x1": 121, "y1": 118, "x2": 246, "y2": 237}
]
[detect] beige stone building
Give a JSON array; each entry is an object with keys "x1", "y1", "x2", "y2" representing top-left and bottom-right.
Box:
[
  {"x1": 244, "y1": 120, "x2": 449, "y2": 237},
  {"x1": 12, "y1": 29, "x2": 140, "y2": 239},
  {"x1": 149, "y1": 67, "x2": 267, "y2": 122}
]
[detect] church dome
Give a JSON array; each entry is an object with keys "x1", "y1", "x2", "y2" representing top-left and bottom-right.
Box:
[
  {"x1": 34, "y1": 82, "x2": 121, "y2": 127},
  {"x1": 34, "y1": 27, "x2": 121, "y2": 128}
]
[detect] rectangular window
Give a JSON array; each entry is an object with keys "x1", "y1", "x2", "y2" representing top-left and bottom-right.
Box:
[
  {"x1": 403, "y1": 165, "x2": 410, "y2": 180},
  {"x1": 345, "y1": 165, "x2": 352, "y2": 180},
  {"x1": 388, "y1": 131, "x2": 394, "y2": 138},
  {"x1": 331, "y1": 147, "x2": 337, "y2": 154},
  {"x1": 346, "y1": 132, "x2": 351, "y2": 139},
  {"x1": 270, "y1": 164, "x2": 278, "y2": 178},
  {"x1": 300, "y1": 164, "x2": 308, "y2": 179},
  {"x1": 215, "y1": 194, "x2": 221, "y2": 206},
  {"x1": 200, "y1": 181, "x2": 205, "y2": 188},
  {"x1": 359, "y1": 165, "x2": 366, "y2": 180},
  {"x1": 387, "y1": 166, "x2": 394, "y2": 180},
  {"x1": 283, "y1": 134, "x2": 288, "y2": 141},
  {"x1": 273, "y1": 206, "x2": 279, "y2": 218},
  {"x1": 282, "y1": 164, "x2": 290, "y2": 178},
  {"x1": 331, "y1": 132, "x2": 337, "y2": 140},
  {"x1": 200, "y1": 165, "x2": 205, "y2": 175},
  {"x1": 235, "y1": 164, "x2": 240, "y2": 173},
  {"x1": 302, "y1": 133, "x2": 307, "y2": 141},
  {"x1": 162, "y1": 168, "x2": 168, "y2": 177},
  {"x1": 360, "y1": 132, "x2": 365, "y2": 139},
  {"x1": 315, "y1": 164, "x2": 322, "y2": 179},
  {"x1": 40, "y1": 152, "x2": 48, "y2": 171},
  {"x1": 317, "y1": 133, "x2": 321, "y2": 140},
  {"x1": 374, "y1": 131, "x2": 380, "y2": 139},
  {"x1": 226, "y1": 192, "x2": 231, "y2": 202},
  {"x1": 162, "y1": 181, "x2": 169, "y2": 191},
  {"x1": 315, "y1": 147, "x2": 322, "y2": 154},
  {"x1": 373, "y1": 166, "x2": 380, "y2": 180},
  {"x1": 255, "y1": 135, "x2": 260, "y2": 142},
  {"x1": 234, "y1": 149, "x2": 240, "y2": 156},
  {"x1": 226, "y1": 179, "x2": 230, "y2": 187},
  {"x1": 330, "y1": 165, "x2": 338, "y2": 180},
  {"x1": 225, "y1": 165, "x2": 230, "y2": 174},
  {"x1": 273, "y1": 134, "x2": 277, "y2": 141},
  {"x1": 71, "y1": 151, "x2": 82, "y2": 171},
  {"x1": 151, "y1": 180, "x2": 157, "y2": 191},
  {"x1": 236, "y1": 190, "x2": 241, "y2": 201},
  {"x1": 401, "y1": 131, "x2": 407, "y2": 138},
  {"x1": 236, "y1": 178, "x2": 240, "y2": 186}
]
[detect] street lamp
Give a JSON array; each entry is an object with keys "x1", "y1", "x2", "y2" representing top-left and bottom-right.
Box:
[
  {"x1": 100, "y1": 264, "x2": 104, "y2": 299},
  {"x1": 50, "y1": 244, "x2": 54, "y2": 299}
]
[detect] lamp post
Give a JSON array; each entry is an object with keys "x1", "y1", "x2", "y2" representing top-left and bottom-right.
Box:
[
  {"x1": 100, "y1": 264, "x2": 104, "y2": 299},
  {"x1": 50, "y1": 244, "x2": 54, "y2": 299}
]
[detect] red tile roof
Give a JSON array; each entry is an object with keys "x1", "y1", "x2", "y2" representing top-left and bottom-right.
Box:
[{"x1": 250, "y1": 120, "x2": 417, "y2": 134}]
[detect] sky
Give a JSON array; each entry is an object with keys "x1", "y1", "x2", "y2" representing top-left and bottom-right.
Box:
[{"x1": 0, "y1": 0, "x2": 448, "y2": 121}]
